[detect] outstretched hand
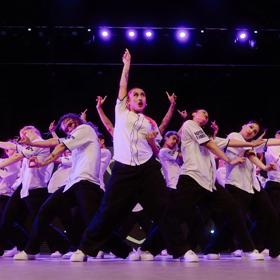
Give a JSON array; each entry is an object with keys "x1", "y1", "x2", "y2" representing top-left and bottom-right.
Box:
[{"x1": 210, "y1": 120, "x2": 219, "y2": 137}]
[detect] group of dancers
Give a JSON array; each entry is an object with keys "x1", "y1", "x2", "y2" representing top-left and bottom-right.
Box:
[{"x1": 1, "y1": 49, "x2": 280, "y2": 263}]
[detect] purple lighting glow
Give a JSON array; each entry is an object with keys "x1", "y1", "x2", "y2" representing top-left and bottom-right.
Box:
[
  {"x1": 99, "y1": 29, "x2": 111, "y2": 40},
  {"x1": 127, "y1": 30, "x2": 137, "y2": 40},
  {"x1": 236, "y1": 30, "x2": 249, "y2": 42},
  {"x1": 144, "y1": 30, "x2": 153, "y2": 39},
  {"x1": 175, "y1": 29, "x2": 190, "y2": 43}
]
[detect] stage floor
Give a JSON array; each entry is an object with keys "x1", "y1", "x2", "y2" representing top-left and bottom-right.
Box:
[{"x1": 1, "y1": 254, "x2": 280, "y2": 280}]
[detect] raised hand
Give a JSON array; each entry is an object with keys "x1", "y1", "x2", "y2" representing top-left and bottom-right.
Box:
[
  {"x1": 122, "y1": 48, "x2": 131, "y2": 65},
  {"x1": 211, "y1": 120, "x2": 219, "y2": 137},
  {"x1": 166, "y1": 91, "x2": 177, "y2": 105},
  {"x1": 177, "y1": 109, "x2": 188, "y2": 119},
  {"x1": 49, "y1": 120, "x2": 56, "y2": 133},
  {"x1": 80, "y1": 109, "x2": 88, "y2": 122},
  {"x1": 96, "y1": 96, "x2": 107, "y2": 110}
]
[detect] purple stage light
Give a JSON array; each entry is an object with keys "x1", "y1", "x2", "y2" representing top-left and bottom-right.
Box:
[
  {"x1": 175, "y1": 29, "x2": 190, "y2": 43},
  {"x1": 144, "y1": 30, "x2": 153, "y2": 39},
  {"x1": 237, "y1": 30, "x2": 249, "y2": 42},
  {"x1": 127, "y1": 29, "x2": 137, "y2": 40},
  {"x1": 99, "y1": 29, "x2": 111, "y2": 40}
]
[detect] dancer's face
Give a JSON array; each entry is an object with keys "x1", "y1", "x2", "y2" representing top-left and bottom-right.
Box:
[
  {"x1": 61, "y1": 118, "x2": 79, "y2": 134},
  {"x1": 192, "y1": 109, "x2": 209, "y2": 126},
  {"x1": 127, "y1": 88, "x2": 147, "y2": 113},
  {"x1": 241, "y1": 122, "x2": 260, "y2": 140}
]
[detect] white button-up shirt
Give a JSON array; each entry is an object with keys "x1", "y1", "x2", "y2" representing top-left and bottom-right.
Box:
[{"x1": 113, "y1": 97, "x2": 162, "y2": 166}]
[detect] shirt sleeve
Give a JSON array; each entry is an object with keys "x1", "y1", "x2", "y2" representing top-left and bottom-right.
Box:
[
  {"x1": 62, "y1": 125, "x2": 94, "y2": 151},
  {"x1": 183, "y1": 121, "x2": 210, "y2": 145}
]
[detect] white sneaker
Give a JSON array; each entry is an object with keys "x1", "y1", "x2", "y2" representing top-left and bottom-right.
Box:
[
  {"x1": 70, "y1": 250, "x2": 87, "y2": 262},
  {"x1": 232, "y1": 249, "x2": 243, "y2": 257},
  {"x1": 160, "y1": 249, "x2": 168, "y2": 256},
  {"x1": 62, "y1": 251, "x2": 74, "y2": 259},
  {"x1": 205, "y1": 253, "x2": 220, "y2": 260},
  {"x1": 50, "y1": 251, "x2": 62, "y2": 258},
  {"x1": 127, "y1": 249, "x2": 140, "y2": 261},
  {"x1": 140, "y1": 250, "x2": 154, "y2": 261},
  {"x1": 96, "y1": 251, "x2": 105, "y2": 259},
  {"x1": 2, "y1": 247, "x2": 19, "y2": 257},
  {"x1": 182, "y1": 250, "x2": 199, "y2": 262},
  {"x1": 243, "y1": 249, "x2": 264, "y2": 260},
  {"x1": 261, "y1": 249, "x2": 269, "y2": 256},
  {"x1": 13, "y1": 251, "x2": 36, "y2": 260}
]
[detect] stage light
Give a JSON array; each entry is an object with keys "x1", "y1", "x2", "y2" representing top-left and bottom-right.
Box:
[
  {"x1": 127, "y1": 29, "x2": 137, "y2": 40},
  {"x1": 200, "y1": 29, "x2": 205, "y2": 33},
  {"x1": 27, "y1": 28, "x2": 32, "y2": 32},
  {"x1": 87, "y1": 28, "x2": 91, "y2": 32},
  {"x1": 210, "y1": 229, "x2": 215, "y2": 234},
  {"x1": 144, "y1": 30, "x2": 154, "y2": 40},
  {"x1": 235, "y1": 30, "x2": 249, "y2": 43},
  {"x1": 99, "y1": 28, "x2": 111, "y2": 41},
  {"x1": 175, "y1": 29, "x2": 190, "y2": 43},
  {"x1": 254, "y1": 30, "x2": 258, "y2": 34}
]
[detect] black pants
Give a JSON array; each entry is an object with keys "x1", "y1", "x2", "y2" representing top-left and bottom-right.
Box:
[
  {"x1": 226, "y1": 184, "x2": 280, "y2": 257},
  {"x1": 265, "y1": 181, "x2": 280, "y2": 217},
  {"x1": 0, "y1": 186, "x2": 29, "y2": 251},
  {"x1": 174, "y1": 176, "x2": 255, "y2": 254},
  {"x1": 25, "y1": 180, "x2": 103, "y2": 254},
  {"x1": 79, "y1": 158, "x2": 189, "y2": 258}
]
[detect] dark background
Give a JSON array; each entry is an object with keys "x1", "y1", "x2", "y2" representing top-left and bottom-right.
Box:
[{"x1": 1, "y1": 1, "x2": 280, "y2": 143}]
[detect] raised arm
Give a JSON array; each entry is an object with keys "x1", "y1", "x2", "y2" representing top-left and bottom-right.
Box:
[
  {"x1": 228, "y1": 138, "x2": 265, "y2": 148},
  {"x1": 49, "y1": 120, "x2": 59, "y2": 139},
  {"x1": 96, "y1": 96, "x2": 114, "y2": 137},
  {"x1": 158, "y1": 91, "x2": 177, "y2": 135},
  {"x1": 80, "y1": 109, "x2": 88, "y2": 122},
  {"x1": 118, "y1": 48, "x2": 131, "y2": 100}
]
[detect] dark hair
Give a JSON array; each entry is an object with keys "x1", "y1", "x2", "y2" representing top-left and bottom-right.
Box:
[
  {"x1": 246, "y1": 120, "x2": 263, "y2": 138},
  {"x1": 57, "y1": 113, "x2": 84, "y2": 130},
  {"x1": 163, "y1": 130, "x2": 181, "y2": 143}
]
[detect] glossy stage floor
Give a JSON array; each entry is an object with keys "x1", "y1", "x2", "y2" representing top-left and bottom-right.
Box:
[{"x1": 1, "y1": 254, "x2": 280, "y2": 280}]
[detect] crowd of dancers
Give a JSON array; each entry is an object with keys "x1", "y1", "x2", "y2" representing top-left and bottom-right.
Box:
[{"x1": 1, "y1": 49, "x2": 280, "y2": 263}]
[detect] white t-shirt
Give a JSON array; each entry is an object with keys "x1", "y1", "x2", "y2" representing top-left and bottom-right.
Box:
[
  {"x1": 225, "y1": 132, "x2": 260, "y2": 193},
  {"x1": 16, "y1": 139, "x2": 54, "y2": 198},
  {"x1": 113, "y1": 97, "x2": 162, "y2": 166},
  {"x1": 0, "y1": 160, "x2": 21, "y2": 196},
  {"x1": 47, "y1": 156, "x2": 72, "y2": 193},
  {"x1": 216, "y1": 166, "x2": 226, "y2": 187},
  {"x1": 62, "y1": 124, "x2": 101, "y2": 192},
  {"x1": 99, "y1": 148, "x2": 112, "y2": 191},
  {"x1": 180, "y1": 120, "x2": 216, "y2": 191},
  {"x1": 158, "y1": 147, "x2": 180, "y2": 189},
  {"x1": 265, "y1": 145, "x2": 280, "y2": 183}
]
